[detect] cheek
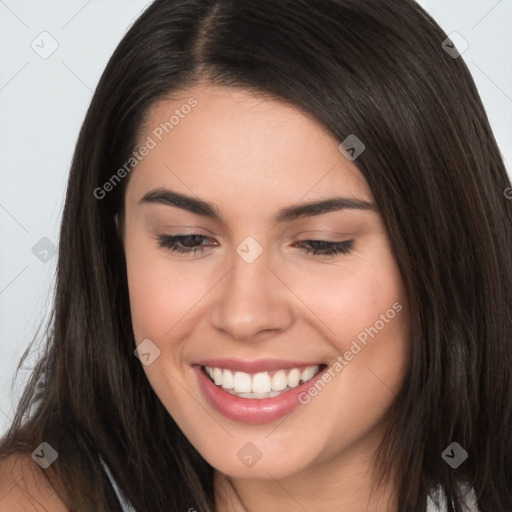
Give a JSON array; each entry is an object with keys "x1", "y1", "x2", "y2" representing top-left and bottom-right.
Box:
[
  {"x1": 287, "y1": 241, "x2": 410, "y2": 406},
  {"x1": 286, "y1": 246, "x2": 406, "y2": 349},
  {"x1": 124, "y1": 229, "x2": 201, "y2": 342}
]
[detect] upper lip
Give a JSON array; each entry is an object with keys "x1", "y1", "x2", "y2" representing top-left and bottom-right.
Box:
[{"x1": 193, "y1": 358, "x2": 325, "y2": 374}]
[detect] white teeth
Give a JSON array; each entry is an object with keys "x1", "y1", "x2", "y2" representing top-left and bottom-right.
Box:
[
  {"x1": 226, "y1": 389, "x2": 289, "y2": 399},
  {"x1": 213, "y1": 367, "x2": 223, "y2": 385},
  {"x1": 271, "y1": 370, "x2": 288, "y2": 391},
  {"x1": 204, "y1": 364, "x2": 322, "y2": 397},
  {"x1": 287, "y1": 368, "x2": 301, "y2": 388},
  {"x1": 251, "y1": 372, "x2": 272, "y2": 393},
  {"x1": 222, "y1": 369, "x2": 234, "y2": 389},
  {"x1": 301, "y1": 365, "x2": 317, "y2": 382},
  {"x1": 233, "y1": 371, "x2": 252, "y2": 393}
]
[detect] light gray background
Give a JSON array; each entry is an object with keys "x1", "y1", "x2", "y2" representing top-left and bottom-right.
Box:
[{"x1": 1, "y1": 0, "x2": 511, "y2": 437}]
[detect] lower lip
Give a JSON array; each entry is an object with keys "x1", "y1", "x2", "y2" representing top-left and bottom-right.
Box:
[{"x1": 193, "y1": 364, "x2": 327, "y2": 424}]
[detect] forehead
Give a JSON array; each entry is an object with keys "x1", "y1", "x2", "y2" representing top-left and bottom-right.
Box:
[{"x1": 126, "y1": 85, "x2": 373, "y2": 214}]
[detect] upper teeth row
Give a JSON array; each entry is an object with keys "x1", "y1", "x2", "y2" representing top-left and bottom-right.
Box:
[{"x1": 204, "y1": 365, "x2": 320, "y2": 393}]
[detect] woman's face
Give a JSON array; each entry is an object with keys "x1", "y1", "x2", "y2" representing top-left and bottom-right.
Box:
[{"x1": 119, "y1": 84, "x2": 410, "y2": 480}]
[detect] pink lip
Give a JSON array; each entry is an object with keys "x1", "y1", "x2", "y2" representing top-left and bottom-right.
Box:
[
  {"x1": 193, "y1": 357, "x2": 323, "y2": 374},
  {"x1": 193, "y1": 363, "x2": 328, "y2": 424}
]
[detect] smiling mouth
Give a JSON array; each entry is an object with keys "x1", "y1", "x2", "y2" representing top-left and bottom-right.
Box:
[{"x1": 201, "y1": 364, "x2": 327, "y2": 399}]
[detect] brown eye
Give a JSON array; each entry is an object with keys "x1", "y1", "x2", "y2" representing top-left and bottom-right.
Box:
[{"x1": 155, "y1": 234, "x2": 213, "y2": 254}]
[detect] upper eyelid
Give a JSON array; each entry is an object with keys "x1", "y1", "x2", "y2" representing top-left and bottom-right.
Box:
[
  {"x1": 157, "y1": 233, "x2": 352, "y2": 242},
  {"x1": 156, "y1": 234, "x2": 354, "y2": 257},
  {"x1": 156, "y1": 234, "x2": 355, "y2": 251},
  {"x1": 155, "y1": 227, "x2": 356, "y2": 239}
]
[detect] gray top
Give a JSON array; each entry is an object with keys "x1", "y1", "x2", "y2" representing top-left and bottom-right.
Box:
[
  {"x1": 99, "y1": 455, "x2": 137, "y2": 512},
  {"x1": 426, "y1": 483, "x2": 480, "y2": 512},
  {"x1": 99, "y1": 455, "x2": 479, "y2": 512}
]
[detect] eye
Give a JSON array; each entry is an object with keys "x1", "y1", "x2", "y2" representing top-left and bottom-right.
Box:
[
  {"x1": 294, "y1": 239, "x2": 354, "y2": 256},
  {"x1": 155, "y1": 234, "x2": 213, "y2": 254},
  {"x1": 155, "y1": 234, "x2": 354, "y2": 257}
]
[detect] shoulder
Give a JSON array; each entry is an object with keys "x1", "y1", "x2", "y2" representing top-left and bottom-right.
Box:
[{"x1": 0, "y1": 453, "x2": 69, "y2": 512}]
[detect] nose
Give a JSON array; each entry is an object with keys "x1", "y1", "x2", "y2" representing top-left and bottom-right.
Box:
[{"x1": 210, "y1": 244, "x2": 294, "y2": 342}]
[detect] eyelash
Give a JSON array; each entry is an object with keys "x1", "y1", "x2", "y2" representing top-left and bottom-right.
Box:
[{"x1": 155, "y1": 234, "x2": 354, "y2": 257}]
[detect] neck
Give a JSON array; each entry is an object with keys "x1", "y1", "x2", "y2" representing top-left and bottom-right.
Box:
[{"x1": 213, "y1": 443, "x2": 397, "y2": 512}]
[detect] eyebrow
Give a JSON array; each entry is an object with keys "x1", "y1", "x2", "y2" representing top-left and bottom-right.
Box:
[{"x1": 139, "y1": 187, "x2": 377, "y2": 223}]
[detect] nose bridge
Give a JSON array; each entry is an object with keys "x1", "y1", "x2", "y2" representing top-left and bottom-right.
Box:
[{"x1": 211, "y1": 238, "x2": 293, "y2": 340}]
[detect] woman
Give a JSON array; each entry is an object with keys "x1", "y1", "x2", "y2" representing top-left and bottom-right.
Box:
[{"x1": 1, "y1": 0, "x2": 511, "y2": 510}]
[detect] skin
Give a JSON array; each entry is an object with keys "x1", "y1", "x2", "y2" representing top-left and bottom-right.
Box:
[{"x1": 117, "y1": 83, "x2": 410, "y2": 512}]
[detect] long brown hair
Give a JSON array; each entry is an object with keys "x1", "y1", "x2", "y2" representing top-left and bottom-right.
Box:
[{"x1": 1, "y1": 0, "x2": 511, "y2": 510}]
